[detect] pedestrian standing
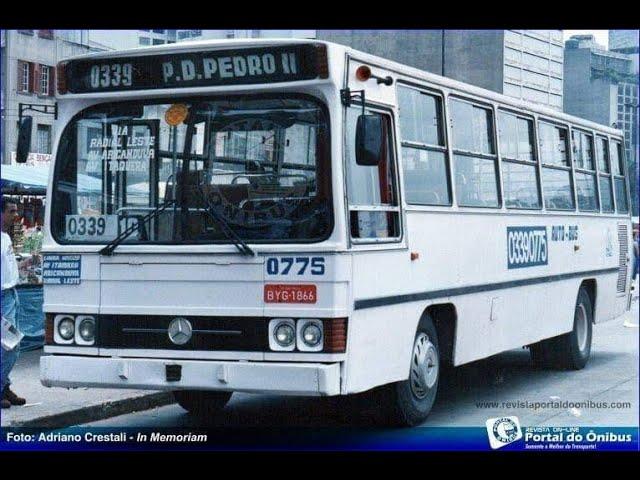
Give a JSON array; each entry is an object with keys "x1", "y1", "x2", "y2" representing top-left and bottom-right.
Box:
[{"x1": 1, "y1": 198, "x2": 27, "y2": 409}]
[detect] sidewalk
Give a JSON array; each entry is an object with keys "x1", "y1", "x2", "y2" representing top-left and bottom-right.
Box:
[{"x1": 0, "y1": 349, "x2": 174, "y2": 429}]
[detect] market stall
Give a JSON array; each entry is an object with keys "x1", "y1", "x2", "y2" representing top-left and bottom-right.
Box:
[{"x1": 2, "y1": 164, "x2": 48, "y2": 351}]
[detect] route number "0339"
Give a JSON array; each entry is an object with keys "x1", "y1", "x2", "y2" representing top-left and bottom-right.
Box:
[{"x1": 266, "y1": 257, "x2": 325, "y2": 276}]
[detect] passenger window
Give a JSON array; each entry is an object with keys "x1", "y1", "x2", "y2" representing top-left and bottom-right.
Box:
[
  {"x1": 572, "y1": 130, "x2": 594, "y2": 170},
  {"x1": 498, "y1": 111, "x2": 540, "y2": 209},
  {"x1": 346, "y1": 107, "x2": 400, "y2": 240},
  {"x1": 596, "y1": 137, "x2": 614, "y2": 213},
  {"x1": 611, "y1": 140, "x2": 628, "y2": 214},
  {"x1": 398, "y1": 86, "x2": 450, "y2": 206},
  {"x1": 450, "y1": 99, "x2": 495, "y2": 154},
  {"x1": 449, "y1": 98, "x2": 499, "y2": 207},
  {"x1": 538, "y1": 122, "x2": 569, "y2": 167},
  {"x1": 539, "y1": 121, "x2": 574, "y2": 210},
  {"x1": 398, "y1": 87, "x2": 444, "y2": 146},
  {"x1": 572, "y1": 130, "x2": 598, "y2": 212}
]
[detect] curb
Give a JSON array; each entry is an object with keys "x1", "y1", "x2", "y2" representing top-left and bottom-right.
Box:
[{"x1": 8, "y1": 392, "x2": 176, "y2": 429}]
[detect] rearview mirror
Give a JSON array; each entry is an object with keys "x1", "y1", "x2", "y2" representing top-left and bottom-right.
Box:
[
  {"x1": 16, "y1": 116, "x2": 33, "y2": 163},
  {"x1": 355, "y1": 114, "x2": 384, "y2": 166}
]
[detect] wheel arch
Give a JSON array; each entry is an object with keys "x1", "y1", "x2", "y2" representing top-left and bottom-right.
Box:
[
  {"x1": 422, "y1": 303, "x2": 457, "y2": 367},
  {"x1": 580, "y1": 278, "x2": 597, "y2": 323}
]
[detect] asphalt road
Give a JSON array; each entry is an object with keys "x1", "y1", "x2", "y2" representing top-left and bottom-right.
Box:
[{"x1": 86, "y1": 299, "x2": 639, "y2": 429}]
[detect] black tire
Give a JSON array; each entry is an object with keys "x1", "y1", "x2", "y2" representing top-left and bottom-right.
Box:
[
  {"x1": 380, "y1": 315, "x2": 441, "y2": 427},
  {"x1": 530, "y1": 286, "x2": 593, "y2": 370},
  {"x1": 173, "y1": 390, "x2": 232, "y2": 417}
]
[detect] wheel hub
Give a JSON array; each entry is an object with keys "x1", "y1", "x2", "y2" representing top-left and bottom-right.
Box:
[
  {"x1": 575, "y1": 303, "x2": 588, "y2": 352},
  {"x1": 410, "y1": 333, "x2": 439, "y2": 399}
]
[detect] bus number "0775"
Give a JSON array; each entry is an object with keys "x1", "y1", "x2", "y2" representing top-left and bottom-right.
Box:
[{"x1": 266, "y1": 257, "x2": 325, "y2": 276}]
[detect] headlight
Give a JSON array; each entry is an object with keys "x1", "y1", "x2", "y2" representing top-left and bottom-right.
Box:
[
  {"x1": 302, "y1": 324, "x2": 322, "y2": 347},
  {"x1": 275, "y1": 324, "x2": 295, "y2": 347},
  {"x1": 58, "y1": 318, "x2": 75, "y2": 341},
  {"x1": 268, "y1": 319, "x2": 296, "y2": 351},
  {"x1": 75, "y1": 316, "x2": 96, "y2": 345},
  {"x1": 296, "y1": 319, "x2": 323, "y2": 352}
]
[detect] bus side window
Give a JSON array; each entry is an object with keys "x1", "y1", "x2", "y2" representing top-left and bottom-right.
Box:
[
  {"x1": 498, "y1": 111, "x2": 541, "y2": 209},
  {"x1": 449, "y1": 98, "x2": 499, "y2": 208},
  {"x1": 597, "y1": 136, "x2": 615, "y2": 213},
  {"x1": 346, "y1": 107, "x2": 400, "y2": 241},
  {"x1": 572, "y1": 130, "x2": 598, "y2": 212},
  {"x1": 610, "y1": 140, "x2": 628, "y2": 214},
  {"x1": 539, "y1": 121, "x2": 575, "y2": 211},
  {"x1": 397, "y1": 86, "x2": 451, "y2": 206}
]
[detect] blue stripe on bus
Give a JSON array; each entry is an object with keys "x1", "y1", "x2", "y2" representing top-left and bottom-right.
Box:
[{"x1": 353, "y1": 267, "x2": 621, "y2": 310}]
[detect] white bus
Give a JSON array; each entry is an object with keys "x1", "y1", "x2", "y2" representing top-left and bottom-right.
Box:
[{"x1": 32, "y1": 39, "x2": 634, "y2": 426}]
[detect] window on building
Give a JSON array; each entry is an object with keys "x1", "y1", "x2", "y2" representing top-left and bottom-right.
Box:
[
  {"x1": 610, "y1": 140, "x2": 628, "y2": 213},
  {"x1": 226, "y1": 30, "x2": 235, "y2": 39},
  {"x1": 398, "y1": 86, "x2": 451, "y2": 206},
  {"x1": 498, "y1": 111, "x2": 541, "y2": 209},
  {"x1": 40, "y1": 65, "x2": 50, "y2": 96},
  {"x1": 504, "y1": 47, "x2": 522, "y2": 65},
  {"x1": 152, "y1": 39, "x2": 165, "y2": 45},
  {"x1": 139, "y1": 37, "x2": 151, "y2": 46},
  {"x1": 504, "y1": 30, "x2": 521, "y2": 47},
  {"x1": 17, "y1": 61, "x2": 30, "y2": 93},
  {"x1": 18, "y1": 30, "x2": 34, "y2": 35},
  {"x1": 522, "y1": 35, "x2": 549, "y2": 56},
  {"x1": 37, "y1": 30, "x2": 54, "y2": 39},
  {"x1": 152, "y1": 29, "x2": 165, "y2": 34},
  {"x1": 450, "y1": 98, "x2": 499, "y2": 207},
  {"x1": 539, "y1": 121, "x2": 574, "y2": 210},
  {"x1": 596, "y1": 136, "x2": 614, "y2": 213},
  {"x1": 36, "y1": 124, "x2": 52, "y2": 154}
]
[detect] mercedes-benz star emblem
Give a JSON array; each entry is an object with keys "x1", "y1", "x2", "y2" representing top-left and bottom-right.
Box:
[{"x1": 168, "y1": 317, "x2": 193, "y2": 345}]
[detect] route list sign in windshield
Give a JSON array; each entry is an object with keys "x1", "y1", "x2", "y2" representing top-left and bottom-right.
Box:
[{"x1": 65, "y1": 44, "x2": 327, "y2": 93}]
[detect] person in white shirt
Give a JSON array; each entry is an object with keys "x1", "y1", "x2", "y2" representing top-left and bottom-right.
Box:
[{"x1": 1, "y1": 199, "x2": 28, "y2": 409}]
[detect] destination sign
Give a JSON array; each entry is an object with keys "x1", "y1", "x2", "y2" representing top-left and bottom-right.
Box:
[{"x1": 64, "y1": 44, "x2": 327, "y2": 93}]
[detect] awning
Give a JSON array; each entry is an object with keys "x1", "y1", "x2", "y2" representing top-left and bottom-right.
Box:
[
  {"x1": 1, "y1": 164, "x2": 105, "y2": 196},
  {"x1": 1, "y1": 164, "x2": 51, "y2": 195}
]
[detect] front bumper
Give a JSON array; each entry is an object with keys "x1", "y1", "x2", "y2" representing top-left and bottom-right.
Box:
[{"x1": 40, "y1": 355, "x2": 341, "y2": 396}]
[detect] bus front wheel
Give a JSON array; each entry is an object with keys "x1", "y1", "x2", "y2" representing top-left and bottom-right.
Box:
[
  {"x1": 381, "y1": 315, "x2": 440, "y2": 427},
  {"x1": 530, "y1": 286, "x2": 593, "y2": 370},
  {"x1": 173, "y1": 390, "x2": 233, "y2": 417}
]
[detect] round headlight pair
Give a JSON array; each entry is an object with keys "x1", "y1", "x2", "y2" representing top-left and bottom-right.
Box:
[
  {"x1": 57, "y1": 317, "x2": 95, "y2": 342},
  {"x1": 271, "y1": 319, "x2": 323, "y2": 351}
]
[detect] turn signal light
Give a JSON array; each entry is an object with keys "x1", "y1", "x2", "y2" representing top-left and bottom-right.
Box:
[{"x1": 323, "y1": 318, "x2": 347, "y2": 353}]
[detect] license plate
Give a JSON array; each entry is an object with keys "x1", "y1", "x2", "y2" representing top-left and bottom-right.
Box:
[{"x1": 264, "y1": 284, "x2": 317, "y2": 304}]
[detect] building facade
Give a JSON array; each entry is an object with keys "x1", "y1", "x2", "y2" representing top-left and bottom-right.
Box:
[
  {"x1": 564, "y1": 34, "x2": 639, "y2": 216},
  {"x1": 86, "y1": 30, "x2": 176, "y2": 51},
  {"x1": 1, "y1": 30, "x2": 101, "y2": 165},
  {"x1": 315, "y1": 30, "x2": 564, "y2": 110}
]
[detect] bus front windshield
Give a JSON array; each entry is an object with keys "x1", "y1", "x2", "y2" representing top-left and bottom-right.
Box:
[{"x1": 51, "y1": 95, "x2": 332, "y2": 245}]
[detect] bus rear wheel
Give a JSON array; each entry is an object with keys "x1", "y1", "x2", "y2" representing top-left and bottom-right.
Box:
[
  {"x1": 173, "y1": 390, "x2": 232, "y2": 417},
  {"x1": 381, "y1": 316, "x2": 440, "y2": 427},
  {"x1": 530, "y1": 286, "x2": 593, "y2": 370}
]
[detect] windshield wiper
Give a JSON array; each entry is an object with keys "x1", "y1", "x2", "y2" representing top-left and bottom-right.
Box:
[
  {"x1": 196, "y1": 185, "x2": 255, "y2": 256},
  {"x1": 99, "y1": 199, "x2": 177, "y2": 256}
]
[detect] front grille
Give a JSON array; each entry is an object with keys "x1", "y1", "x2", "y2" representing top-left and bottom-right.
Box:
[{"x1": 97, "y1": 315, "x2": 268, "y2": 351}]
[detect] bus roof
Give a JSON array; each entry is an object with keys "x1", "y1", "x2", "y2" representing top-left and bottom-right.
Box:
[{"x1": 64, "y1": 38, "x2": 623, "y2": 138}]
